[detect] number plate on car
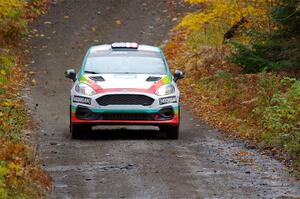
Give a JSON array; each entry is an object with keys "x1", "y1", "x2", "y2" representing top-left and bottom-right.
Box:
[{"x1": 73, "y1": 96, "x2": 91, "y2": 105}]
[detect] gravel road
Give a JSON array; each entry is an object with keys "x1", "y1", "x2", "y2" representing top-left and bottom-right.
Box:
[{"x1": 26, "y1": 0, "x2": 300, "y2": 198}]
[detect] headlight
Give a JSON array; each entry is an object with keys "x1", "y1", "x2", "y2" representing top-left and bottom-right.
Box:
[
  {"x1": 155, "y1": 84, "x2": 175, "y2": 96},
  {"x1": 75, "y1": 83, "x2": 96, "y2": 96}
]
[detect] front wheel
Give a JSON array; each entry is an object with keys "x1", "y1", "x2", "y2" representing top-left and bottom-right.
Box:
[
  {"x1": 159, "y1": 125, "x2": 179, "y2": 139},
  {"x1": 71, "y1": 123, "x2": 91, "y2": 139}
]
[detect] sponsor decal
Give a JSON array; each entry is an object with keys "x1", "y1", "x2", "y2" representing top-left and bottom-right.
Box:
[
  {"x1": 159, "y1": 96, "x2": 177, "y2": 105},
  {"x1": 73, "y1": 96, "x2": 91, "y2": 105}
]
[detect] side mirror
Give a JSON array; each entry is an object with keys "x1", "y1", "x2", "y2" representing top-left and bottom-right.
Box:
[
  {"x1": 65, "y1": 69, "x2": 76, "y2": 82},
  {"x1": 173, "y1": 69, "x2": 184, "y2": 82}
]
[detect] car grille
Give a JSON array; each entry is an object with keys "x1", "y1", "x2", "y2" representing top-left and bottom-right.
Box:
[
  {"x1": 96, "y1": 94, "x2": 154, "y2": 106},
  {"x1": 101, "y1": 113, "x2": 153, "y2": 120}
]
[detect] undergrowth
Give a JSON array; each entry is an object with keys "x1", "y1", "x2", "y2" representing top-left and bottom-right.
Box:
[
  {"x1": 163, "y1": 30, "x2": 300, "y2": 175},
  {"x1": 0, "y1": 0, "x2": 51, "y2": 198},
  {"x1": 164, "y1": 0, "x2": 300, "y2": 175}
]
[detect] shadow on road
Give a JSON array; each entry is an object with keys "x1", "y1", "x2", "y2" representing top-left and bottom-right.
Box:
[{"x1": 73, "y1": 128, "x2": 169, "y2": 140}]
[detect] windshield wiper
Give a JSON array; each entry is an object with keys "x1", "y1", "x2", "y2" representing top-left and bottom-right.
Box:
[{"x1": 84, "y1": 71, "x2": 99, "y2": 74}]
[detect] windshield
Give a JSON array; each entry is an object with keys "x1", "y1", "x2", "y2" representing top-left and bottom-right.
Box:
[{"x1": 84, "y1": 50, "x2": 167, "y2": 75}]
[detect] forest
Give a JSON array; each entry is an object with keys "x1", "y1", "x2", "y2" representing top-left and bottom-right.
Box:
[{"x1": 164, "y1": 0, "x2": 300, "y2": 174}]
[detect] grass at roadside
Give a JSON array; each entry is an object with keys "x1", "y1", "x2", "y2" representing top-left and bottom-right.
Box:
[
  {"x1": 0, "y1": 0, "x2": 51, "y2": 198},
  {"x1": 163, "y1": 30, "x2": 300, "y2": 175}
]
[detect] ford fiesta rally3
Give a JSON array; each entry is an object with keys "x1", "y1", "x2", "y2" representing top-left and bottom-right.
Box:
[{"x1": 65, "y1": 42, "x2": 184, "y2": 139}]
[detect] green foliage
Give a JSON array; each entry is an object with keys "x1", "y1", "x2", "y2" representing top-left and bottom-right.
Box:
[
  {"x1": 0, "y1": 161, "x2": 8, "y2": 199},
  {"x1": 0, "y1": 1, "x2": 50, "y2": 197},
  {"x1": 0, "y1": 54, "x2": 27, "y2": 140},
  {"x1": 271, "y1": 0, "x2": 300, "y2": 35},
  {"x1": 0, "y1": 100, "x2": 27, "y2": 142},
  {"x1": 229, "y1": 0, "x2": 300, "y2": 73},
  {"x1": 0, "y1": 54, "x2": 25, "y2": 142},
  {"x1": 256, "y1": 76, "x2": 300, "y2": 158},
  {"x1": 255, "y1": 73, "x2": 280, "y2": 110},
  {"x1": 187, "y1": 24, "x2": 228, "y2": 47},
  {"x1": 228, "y1": 41, "x2": 299, "y2": 73},
  {"x1": 216, "y1": 71, "x2": 233, "y2": 80},
  {"x1": 197, "y1": 70, "x2": 239, "y2": 107},
  {"x1": 0, "y1": 0, "x2": 26, "y2": 40},
  {"x1": 0, "y1": 55, "x2": 15, "y2": 86},
  {"x1": 230, "y1": 39, "x2": 300, "y2": 73},
  {"x1": 167, "y1": 0, "x2": 300, "y2": 175}
]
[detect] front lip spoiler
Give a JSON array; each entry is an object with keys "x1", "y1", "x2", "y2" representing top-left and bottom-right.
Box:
[{"x1": 71, "y1": 119, "x2": 179, "y2": 126}]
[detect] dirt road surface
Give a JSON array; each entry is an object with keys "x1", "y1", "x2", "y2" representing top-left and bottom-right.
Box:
[{"x1": 25, "y1": 0, "x2": 300, "y2": 198}]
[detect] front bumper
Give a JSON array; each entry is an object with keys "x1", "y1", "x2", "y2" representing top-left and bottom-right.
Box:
[
  {"x1": 70, "y1": 93, "x2": 180, "y2": 126},
  {"x1": 71, "y1": 105, "x2": 179, "y2": 126}
]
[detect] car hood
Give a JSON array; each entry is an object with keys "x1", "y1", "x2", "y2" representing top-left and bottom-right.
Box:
[{"x1": 81, "y1": 74, "x2": 171, "y2": 90}]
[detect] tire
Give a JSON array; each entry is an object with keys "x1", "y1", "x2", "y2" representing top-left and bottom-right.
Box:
[
  {"x1": 69, "y1": 104, "x2": 72, "y2": 133},
  {"x1": 160, "y1": 125, "x2": 179, "y2": 139},
  {"x1": 70, "y1": 104, "x2": 91, "y2": 139},
  {"x1": 71, "y1": 123, "x2": 91, "y2": 139}
]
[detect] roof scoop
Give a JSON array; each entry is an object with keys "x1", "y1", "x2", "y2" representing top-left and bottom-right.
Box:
[
  {"x1": 89, "y1": 76, "x2": 105, "y2": 82},
  {"x1": 146, "y1": 76, "x2": 161, "y2": 82}
]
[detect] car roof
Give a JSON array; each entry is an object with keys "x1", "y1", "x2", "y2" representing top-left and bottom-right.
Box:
[{"x1": 89, "y1": 44, "x2": 161, "y2": 54}]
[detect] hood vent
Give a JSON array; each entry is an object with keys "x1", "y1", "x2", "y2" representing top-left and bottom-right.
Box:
[
  {"x1": 146, "y1": 76, "x2": 161, "y2": 82},
  {"x1": 89, "y1": 76, "x2": 105, "y2": 82}
]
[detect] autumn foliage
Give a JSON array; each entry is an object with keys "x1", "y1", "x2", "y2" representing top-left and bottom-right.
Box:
[
  {"x1": 164, "y1": 0, "x2": 300, "y2": 173},
  {"x1": 0, "y1": 0, "x2": 51, "y2": 198},
  {"x1": 179, "y1": 0, "x2": 278, "y2": 46},
  {"x1": 0, "y1": 0, "x2": 48, "y2": 42}
]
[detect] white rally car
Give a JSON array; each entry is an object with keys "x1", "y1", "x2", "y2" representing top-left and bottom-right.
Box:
[{"x1": 65, "y1": 42, "x2": 184, "y2": 139}]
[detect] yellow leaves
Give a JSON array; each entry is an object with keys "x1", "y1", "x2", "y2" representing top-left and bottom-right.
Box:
[
  {"x1": 31, "y1": 78, "x2": 36, "y2": 86},
  {"x1": 179, "y1": 13, "x2": 206, "y2": 30},
  {"x1": 186, "y1": 0, "x2": 209, "y2": 4},
  {"x1": 0, "y1": 0, "x2": 51, "y2": 197},
  {"x1": 43, "y1": 21, "x2": 52, "y2": 25},
  {"x1": 7, "y1": 162, "x2": 22, "y2": 175},
  {"x1": 0, "y1": 0, "x2": 30, "y2": 40},
  {"x1": 0, "y1": 70, "x2": 6, "y2": 76},
  {"x1": 1, "y1": 160, "x2": 24, "y2": 188},
  {"x1": 115, "y1": 20, "x2": 122, "y2": 25},
  {"x1": 0, "y1": 138, "x2": 51, "y2": 197},
  {"x1": 178, "y1": 0, "x2": 273, "y2": 46},
  {"x1": 1, "y1": 100, "x2": 18, "y2": 107},
  {"x1": 0, "y1": 164, "x2": 8, "y2": 176},
  {"x1": 0, "y1": 0, "x2": 25, "y2": 16}
]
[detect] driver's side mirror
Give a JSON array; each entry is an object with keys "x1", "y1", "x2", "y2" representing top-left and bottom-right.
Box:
[
  {"x1": 173, "y1": 69, "x2": 184, "y2": 82},
  {"x1": 65, "y1": 69, "x2": 77, "y2": 82}
]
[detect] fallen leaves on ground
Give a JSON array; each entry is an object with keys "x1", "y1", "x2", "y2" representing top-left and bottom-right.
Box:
[
  {"x1": 0, "y1": 0, "x2": 52, "y2": 198},
  {"x1": 163, "y1": 28, "x2": 300, "y2": 176}
]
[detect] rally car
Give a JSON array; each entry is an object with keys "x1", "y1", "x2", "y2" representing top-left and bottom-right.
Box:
[{"x1": 65, "y1": 42, "x2": 184, "y2": 139}]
